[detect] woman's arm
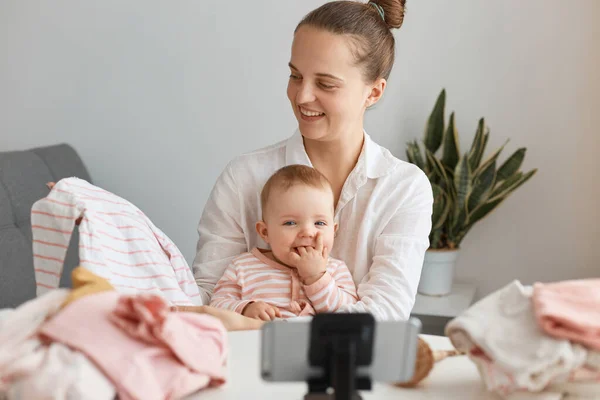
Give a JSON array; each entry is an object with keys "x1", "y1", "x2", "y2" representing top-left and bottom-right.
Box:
[
  {"x1": 192, "y1": 162, "x2": 247, "y2": 305},
  {"x1": 173, "y1": 305, "x2": 265, "y2": 331},
  {"x1": 339, "y1": 173, "x2": 433, "y2": 320}
]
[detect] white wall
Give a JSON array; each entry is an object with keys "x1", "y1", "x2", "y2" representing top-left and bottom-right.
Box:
[{"x1": 2, "y1": 0, "x2": 599, "y2": 299}]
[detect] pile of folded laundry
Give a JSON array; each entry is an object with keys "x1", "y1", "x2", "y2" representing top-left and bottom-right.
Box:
[
  {"x1": 0, "y1": 267, "x2": 228, "y2": 400},
  {"x1": 446, "y1": 279, "x2": 600, "y2": 399}
]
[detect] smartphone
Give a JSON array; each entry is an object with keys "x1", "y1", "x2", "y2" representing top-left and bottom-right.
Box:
[{"x1": 260, "y1": 316, "x2": 421, "y2": 383}]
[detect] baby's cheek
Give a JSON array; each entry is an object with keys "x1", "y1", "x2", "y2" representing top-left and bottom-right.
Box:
[{"x1": 324, "y1": 236, "x2": 335, "y2": 250}]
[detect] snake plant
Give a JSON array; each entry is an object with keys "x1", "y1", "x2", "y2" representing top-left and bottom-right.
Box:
[{"x1": 406, "y1": 89, "x2": 537, "y2": 249}]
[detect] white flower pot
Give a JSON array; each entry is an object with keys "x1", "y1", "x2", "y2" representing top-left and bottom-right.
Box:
[{"x1": 417, "y1": 249, "x2": 459, "y2": 296}]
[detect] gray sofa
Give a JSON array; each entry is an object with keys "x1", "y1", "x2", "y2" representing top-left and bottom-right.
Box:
[{"x1": 0, "y1": 144, "x2": 91, "y2": 308}]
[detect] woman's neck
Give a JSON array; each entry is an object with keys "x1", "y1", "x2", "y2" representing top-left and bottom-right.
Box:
[{"x1": 303, "y1": 128, "x2": 365, "y2": 206}]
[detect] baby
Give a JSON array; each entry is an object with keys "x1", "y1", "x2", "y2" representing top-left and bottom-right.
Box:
[{"x1": 209, "y1": 164, "x2": 358, "y2": 321}]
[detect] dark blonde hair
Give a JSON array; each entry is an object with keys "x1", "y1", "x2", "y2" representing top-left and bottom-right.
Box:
[
  {"x1": 260, "y1": 165, "x2": 333, "y2": 215},
  {"x1": 296, "y1": 0, "x2": 406, "y2": 82}
]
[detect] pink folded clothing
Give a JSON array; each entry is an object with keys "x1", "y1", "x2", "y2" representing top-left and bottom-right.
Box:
[
  {"x1": 39, "y1": 291, "x2": 228, "y2": 400},
  {"x1": 0, "y1": 289, "x2": 115, "y2": 400},
  {"x1": 109, "y1": 294, "x2": 170, "y2": 345},
  {"x1": 532, "y1": 279, "x2": 600, "y2": 351}
]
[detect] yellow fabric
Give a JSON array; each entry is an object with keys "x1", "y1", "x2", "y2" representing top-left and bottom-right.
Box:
[{"x1": 61, "y1": 266, "x2": 114, "y2": 308}]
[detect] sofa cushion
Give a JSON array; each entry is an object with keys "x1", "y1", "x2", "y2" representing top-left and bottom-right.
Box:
[{"x1": 0, "y1": 144, "x2": 91, "y2": 308}]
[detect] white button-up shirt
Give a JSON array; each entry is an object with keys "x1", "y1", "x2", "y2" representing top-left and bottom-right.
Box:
[{"x1": 192, "y1": 130, "x2": 433, "y2": 320}]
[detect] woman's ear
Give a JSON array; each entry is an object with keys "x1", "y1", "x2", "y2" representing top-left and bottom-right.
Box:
[
  {"x1": 365, "y1": 78, "x2": 386, "y2": 108},
  {"x1": 256, "y1": 221, "x2": 269, "y2": 243}
]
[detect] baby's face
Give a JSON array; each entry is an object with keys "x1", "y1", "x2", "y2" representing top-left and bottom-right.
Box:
[{"x1": 262, "y1": 184, "x2": 336, "y2": 267}]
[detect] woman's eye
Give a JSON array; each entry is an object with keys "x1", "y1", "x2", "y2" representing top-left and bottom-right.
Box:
[
  {"x1": 283, "y1": 221, "x2": 296, "y2": 226},
  {"x1": 319, "y1": 82, "x2": 335, "y2": 89},
  {"x1": 289, "y1": 74, "x2": 301, "y2": 80}
]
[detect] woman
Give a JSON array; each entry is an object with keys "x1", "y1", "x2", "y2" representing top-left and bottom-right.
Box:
[{"x1": 191, "y1": 0, "x2": 432, "y2": 324}]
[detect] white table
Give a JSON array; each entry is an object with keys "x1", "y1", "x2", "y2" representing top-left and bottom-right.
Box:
[{"x1": 189, "y1": 330, "x2": 497, "y2": 400}]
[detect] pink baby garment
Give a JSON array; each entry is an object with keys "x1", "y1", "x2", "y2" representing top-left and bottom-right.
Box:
[
  {"x1": 39, "y1": 291, "x2": 227, "y2": 400},
  {"x1": 532, "y1": 279, "x2": 600, "y2": 351},
  {"x1": 32, "y1": 177, "x2": 201, "y2": 306}
]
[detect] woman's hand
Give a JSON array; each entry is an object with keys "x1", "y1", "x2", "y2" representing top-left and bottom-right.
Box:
[
  {"x1": 171, "y1": 305, "x2": 265, "y2": 331},
  {"x1": 290, "y1": 232, "x2": 328, "y2": 285},
  {"x1": 242, "y1": 301, "x2": 281, "y2": 321}
]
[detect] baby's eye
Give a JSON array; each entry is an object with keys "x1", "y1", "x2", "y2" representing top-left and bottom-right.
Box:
[
  {"x1": 283, "y1": 221, "x2": 296, "y2": 226},
  {"x1": 315, "y1": 221, "x2": 326, "y2": 227}
]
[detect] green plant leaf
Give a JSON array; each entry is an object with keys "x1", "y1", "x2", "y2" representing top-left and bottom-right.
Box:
[
  {"x1": 453, "y1": 155, "x2": 472, "y2": 213},
  {"x1": 489, "y1": 169, "x2": 538, "y2": 202},
  {"x1": 447, "y1": 155, "x2": 472, "y2": 242},
  {"x1": 450, "y1": 202, "x2": 469, "y2": 241},
  {"x1": 425, "y1": 148, "x2": 449, "y2": 188},
  {"x1": 496, "y1": 148, "x2": 526, "y2": 182},
  {"x1": 431, "y1": 184, "x2": 451, "y2": 231},
  {"x1": 466, "y1": 197, "x2": 504, "y2": 230},
  {"x1": 467, "y1": 160, "x2": 496, "y2": 212},
  {"x1": 468, "y1": 118, "x2": 486, "y2": 171},
  {"x1": 481, "y1": 131, "x2": 489, "y2": 162},
  {"x1": 424, "y1": 89, "x2": 445, "y2": 154},
  {"x1": 414, "y1": 141, "x2": 426, "y2": 170},
  {"x1": 491, "y1": 172, "x2": 522, "y2": 197},
  {"x1": 474, "y1": 139, "x2": 508, "y2": 177},
  {"x1": 454, "y1": 168, "x2": 537, "y2": 245},
  {"x1": 441, "y1": 112, "x2": 460, "y2": 171},
  {"x1": 408, "y1": 140, "x2": 426, "y2": 171},
  {"x1": 453, "y1": 195, "x2": 505, "y2": 246},
  {"x1": 430, "y1": 229, "x2": 443, "y2": 249}
]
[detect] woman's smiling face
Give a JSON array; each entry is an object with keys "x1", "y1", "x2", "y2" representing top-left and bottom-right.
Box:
[{"x1": 286, "y1": 26, "x2": 381, "y2": 143}]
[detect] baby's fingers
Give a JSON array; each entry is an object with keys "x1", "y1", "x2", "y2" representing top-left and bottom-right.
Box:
[
  {"x1": 265, "y1": 306, "x2": 278, "y2": 320},
  {"x1": 259, "y1": 311, "x2": 273, "y2": 321},
  {"x1": 289, "y1": 251, "x2": 301, "y2": 261},
  {"x1": 315, "y1": 231, "x2": 323, "y2": 253}
]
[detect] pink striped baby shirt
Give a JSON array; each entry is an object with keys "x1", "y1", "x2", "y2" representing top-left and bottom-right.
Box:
[
  {"x1": 209, "y1": 248, "x2": 358, "y2": 318},
  {"x1": 31, "y1": 177, "x2": 201, "y2": 306}
]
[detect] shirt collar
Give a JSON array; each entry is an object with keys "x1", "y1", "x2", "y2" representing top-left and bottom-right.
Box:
[
  {"x1": 285, "y1": 129, "x2": 395, "y2": 179},
  {"x1": 285, "y1": 129, "x2": 313, "y2": 167}
]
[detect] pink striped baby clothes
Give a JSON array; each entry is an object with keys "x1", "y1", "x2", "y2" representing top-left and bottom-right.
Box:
[
  {"x1": 31, "y1": 177, "x2": 200, "y2": 306},
  {"x1": 39, "y1": 291, "x2": 227, "y2": 400},
  {"x1": 209, "y1": 248, "x2": 358, "y2": 317}
]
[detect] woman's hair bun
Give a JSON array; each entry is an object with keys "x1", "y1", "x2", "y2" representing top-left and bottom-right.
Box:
[{"x1": 370, "y1": 0, "x2": 406, "y2": 29}]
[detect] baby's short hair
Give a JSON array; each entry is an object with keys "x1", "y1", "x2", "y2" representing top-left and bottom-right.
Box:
[{"x1": 260, "y1": 165, "x2": 333, "y2": 214}]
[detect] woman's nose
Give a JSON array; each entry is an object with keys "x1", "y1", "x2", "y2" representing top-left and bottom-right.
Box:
[{"x1": 296, "y1": 82, "x2": 316, "y2": 104}]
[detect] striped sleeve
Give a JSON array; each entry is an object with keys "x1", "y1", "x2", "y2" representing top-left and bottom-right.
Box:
[
  {"x1": 303, "y1": 260, "x2": 358, "y2": 313},
  {"x1": 31, "y1": 189, "x2": 81, "y2": 295},
  {"x1": 209, "y1": 262, "x2": 253, "y2": 314}
]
